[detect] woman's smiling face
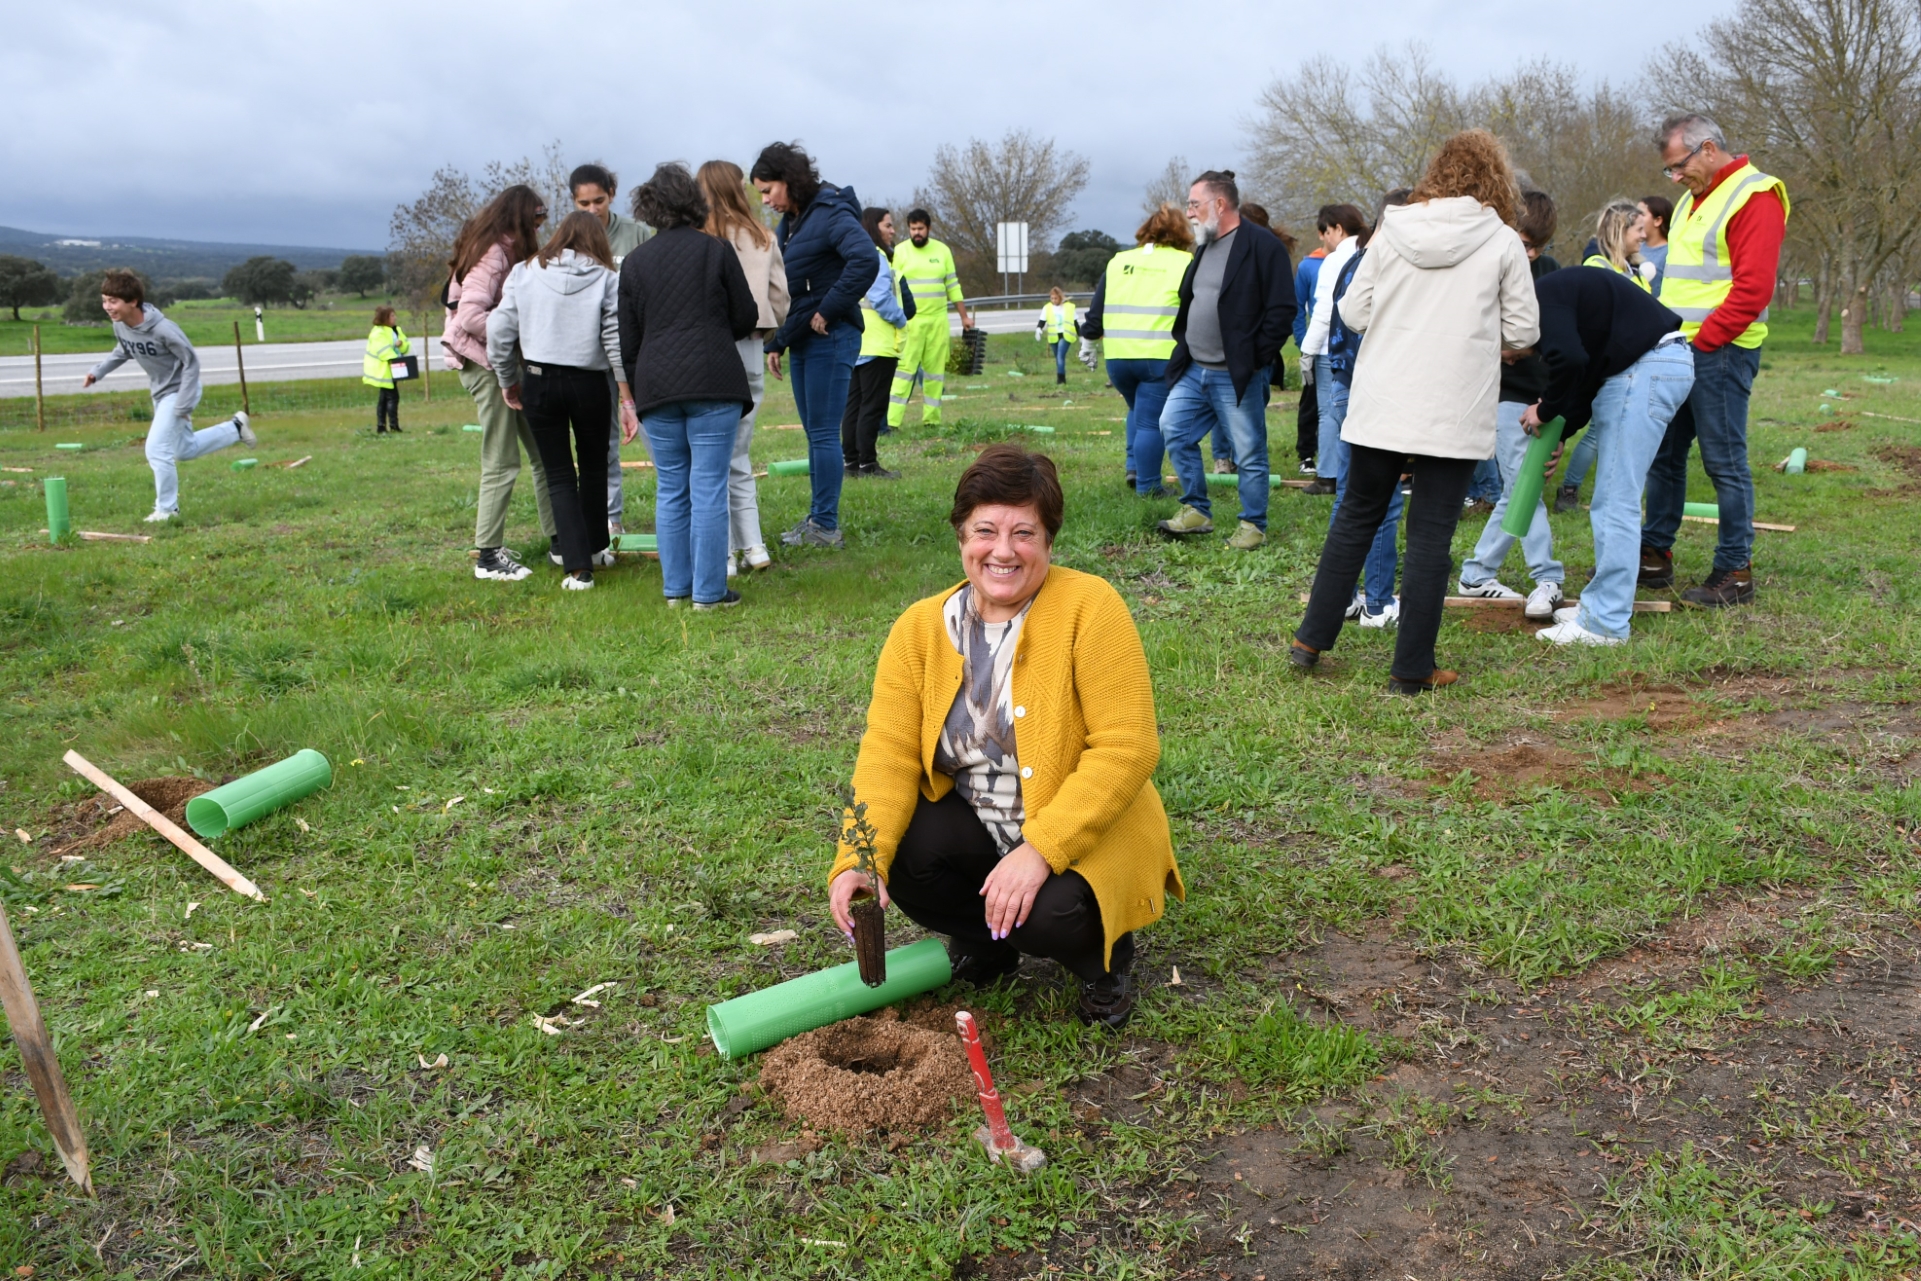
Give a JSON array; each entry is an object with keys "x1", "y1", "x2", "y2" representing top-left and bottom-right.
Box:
[{"x1": 958, "y1": 503, "x2": 1051, "y2": 623}]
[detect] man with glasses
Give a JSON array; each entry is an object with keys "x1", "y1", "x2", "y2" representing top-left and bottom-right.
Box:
[
  {"x1": 1638, "y1": 113, "x2": 1788, "y2": 607},
  {"x1": 1156, "y1": 170, "x2": 1296, "y2": 550}
]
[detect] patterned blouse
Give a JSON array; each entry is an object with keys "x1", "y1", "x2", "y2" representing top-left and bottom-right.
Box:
[{"x1": 932, "y1": 585, "x2": 1031, "y2": 854}]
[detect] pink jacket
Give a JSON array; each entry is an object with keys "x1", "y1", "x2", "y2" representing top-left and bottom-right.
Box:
[{"x1": 442, "y1": 239, "x2": 512, "y2": 370}]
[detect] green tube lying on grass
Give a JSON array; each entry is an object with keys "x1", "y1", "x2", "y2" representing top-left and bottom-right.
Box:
[
  {"x1": 1204, "y1": 472, "x2": 1292, "y2": 489},
  {"x1": 55, "y1": 443, "x2": 83, "y2": 451},
  {"x1": 185, "y1": 749, "x2": 332, "y2": 839},
  {"x1": 231, "y1": 458, "x2": 258, "y2": 471},
  {"x1": 44, "y1": 477, "x2": 69, "y2": 543},
  {"x1": 768, "y1": 458, "x2": 810, "y2": 476},
  {"x1": 706, "y1": 937, "x2": 952, "y2": 1059},
  {"x1": 612, "y1": 534, "x2": 658, "y2": 554},
  {"x1": 1683, "y1": 501, "x2": 1720, "y2": 519},
  {"x1": 1500, "y1": 416, "x2": 1565, "y2": 538}
]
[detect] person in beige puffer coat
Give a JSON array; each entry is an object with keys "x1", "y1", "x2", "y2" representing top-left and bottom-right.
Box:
[{"x1": 1289, "y1": 130, "x2": 1540, "y2": 696}]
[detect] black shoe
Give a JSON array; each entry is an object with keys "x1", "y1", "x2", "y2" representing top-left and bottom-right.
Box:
[
  {"x1": 1300, "y1": 478, "x2": 1336, "y2": 495},
  {"x1": 1638, "y1": 545, "x2": 1675, "y2": 589},
  {"x1": 692, "y1": 589, "x2": 742, "y2": 611},
  {"x1": 1287, "y1": 640, "x2": 1320, "y2": 670},
  {"x1": 1124, "y1": 472, "x2": 1137, "y2": 489},
  {"x1": 1681, "y1": 565, "x2": 1754, "y2": 608},
  {"x1": 1056, "y1": 373, "x2": 1066, "y2": 386},
  {"x1": 1077, "y1": 936, "x2": 1136, "y2": 1031},
  {"x1": 858, "y1": 465, "x2": 901, "y2": 480},
  {"x1": 1553, "y1": 483, "x2": 1579, "y2": 514},
  {"x1": 844, "y1": 463, "x2": 860, "y2": 477},
  {"x1": 948, "y1": 943, "x2": 1022, "y2": 987}
]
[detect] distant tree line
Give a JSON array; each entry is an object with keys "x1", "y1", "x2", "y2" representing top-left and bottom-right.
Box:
[{"x1": 0, "y1": 252, "x2": 391, "y2": 326}]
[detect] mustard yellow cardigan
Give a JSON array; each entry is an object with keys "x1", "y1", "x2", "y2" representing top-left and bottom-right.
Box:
[{"x1": 830, "y1": 565, "x2": 1183, "y2": 967}]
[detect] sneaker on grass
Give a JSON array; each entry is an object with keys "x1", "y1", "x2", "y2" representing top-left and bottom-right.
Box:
[
  {"x1": 1357, "y1": 598, "x2": 1400, "y2": 629},
  {"x1": 1225, "y1": 521, "x2": 1264, "y2": 551},
  {"x1": 474, "y1": 548, "x2": 531, "y2": 581},
  {"x1": 693, "y1": 590, "x2": 742, "y2": 611},
  {"x1": 1681, "y1": 565, "x2": 1754, "y2": 608},
  {"x1": 1457, "y1": 577, "x2": 1521, "y2": 600},
  {"x1": 144, "y1": 508, "x2": 177, "y2": 523},
  {"x1": 233, "y1": 411, "x2": 256, "y2": 446},
  {"x1": 1158, "y1": 505, "x2": 1213, "y2": 536},
  {"x1": 1536, "y1": 617, "x2": 1623, "y2": 645},
  {"x1": 591, "y1": 548, "x2": 616, "y2": 568},
  {"x1": 1552, "y1": 604, "x2": 1580, "y2": 624},
  {"x1": 1343, "y1": 589, "x2": 1365, "y2": 621},
  {"x1": 561, "y1": 571, "x2": 593, "y2": 591},
  {"x1": 1524, "y1": 580, "x2": 1565, "y2": 620}
]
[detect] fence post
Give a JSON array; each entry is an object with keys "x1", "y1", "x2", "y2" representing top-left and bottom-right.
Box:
[
  {"x1": 33, "y1": 325, "x2": 45, "y2": 432},
  {"x1": 232, "y1": 321, "x2": 251, "y2": 418},
  {"x1": 423, "y1": 332, "x2": 431, "y2": 403}
]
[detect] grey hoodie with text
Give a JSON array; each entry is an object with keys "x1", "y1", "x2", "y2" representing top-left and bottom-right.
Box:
[
  {"x1": 485, "y1": 249, "x2": 622, "y2": 388},
  {"x1": 88, "y1": 303, "x2": 202, "y2": 410}
]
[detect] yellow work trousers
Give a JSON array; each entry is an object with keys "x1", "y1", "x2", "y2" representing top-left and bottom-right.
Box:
[{"x1": 888, "y1": 317, "x2": 950, "y2": 427}]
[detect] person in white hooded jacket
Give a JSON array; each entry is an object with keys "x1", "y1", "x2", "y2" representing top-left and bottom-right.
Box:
[
  {"x1": 1289, "y1": 130, "x2": 1540, "y2": 695},
  {"x1": 487, "y1": 212, "x2": 637, "y2": 590}
]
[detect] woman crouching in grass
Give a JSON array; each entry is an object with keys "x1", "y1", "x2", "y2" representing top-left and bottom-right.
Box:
[{"x1": 826, "y1": 444, "x2": 1183, "y2": 1029}]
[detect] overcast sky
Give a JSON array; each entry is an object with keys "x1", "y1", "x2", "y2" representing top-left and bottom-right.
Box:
[{"x1": 3, "y1": 0, "x2": 1733, "y2": 251}]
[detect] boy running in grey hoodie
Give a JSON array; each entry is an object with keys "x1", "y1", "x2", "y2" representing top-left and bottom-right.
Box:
[{"x1": 83, "y1": 269, "x2": 255, "y2": 521}]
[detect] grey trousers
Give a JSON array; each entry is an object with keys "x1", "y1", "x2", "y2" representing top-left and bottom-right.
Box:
[
  {"x1": 462, "y1": 362, "x2": 556, "y2": 548},
  {"x1": 729, "y1": 335, "x2": 767, "y2": 552}
]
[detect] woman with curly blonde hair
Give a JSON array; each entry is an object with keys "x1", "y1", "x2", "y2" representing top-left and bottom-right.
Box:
[{"x1": 1289, "y1": 129, "x2": 1540, "y2": 695}]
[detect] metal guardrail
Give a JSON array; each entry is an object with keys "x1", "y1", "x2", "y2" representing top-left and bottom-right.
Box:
[{"x1": 963, "y1": 292, "x2": 1094, "y2": 311}]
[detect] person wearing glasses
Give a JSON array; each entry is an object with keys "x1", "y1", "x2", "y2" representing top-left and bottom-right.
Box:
[
  {"x1": 1637, "y1": 114, "x2": 1788, "y2": 609},
  {"x1": 444, "y1": 185, "x2": 559, "y2": 582}
]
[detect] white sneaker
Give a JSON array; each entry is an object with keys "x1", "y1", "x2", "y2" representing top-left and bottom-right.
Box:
[
  {"x1": 1553, "y1": 605, "x2": 1580, "y2": 624},
  {"x1": 1358, "y1": 598, "x2": 1400, "y2": 629},
  {"x1": 1536, "y1": 618, "x2": 1624, "y2": 646},
  {"x1": 591, "y1": 548, "x2": 616, "y2": 568},
  {"x1": 1343, "y1": 589, "x2": 1365, "y2": 621},
  {"x1": 143, "y1": 508, "x2": 177, "y2": 523},
  {"x1": 1524, "y1": 581, "x2": 1565, "y2": 620},
  {"x1": 742, "y1": 544, "x2": 772, "y2": 571},
  {"x1": 725, "y1": 552, "x2": 738, "y2": 579},
  {"x1": 1457, "y1": 577, "x2": 1521, "y2": 600},
  {"x1": 233, "y1": 411, "x2": 256, "y2": 446},
  {"x1": 561, "y1": 572, "x2": 594, "y2": 591}
]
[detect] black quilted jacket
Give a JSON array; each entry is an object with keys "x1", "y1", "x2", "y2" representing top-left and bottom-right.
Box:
[{"x1": 616, "y1": 226, "x2": 759, "y2": 416}]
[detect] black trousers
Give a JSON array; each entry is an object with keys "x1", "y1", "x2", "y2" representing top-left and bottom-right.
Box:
[
  {"x1": 841, "y1": 356, "x2": 896, "y2": 470},
  {"x1": 1295, "y1": 377, "x2": 1318, "y2": 465},
  {"x1": 887, "y1": 790, "x2": 1126, "y2": 984},
  {"x1": 1297, "y1": 443, "x2": 1476, "y2": 681},
  {"x1": 521, "y1": 363, "x2": 612, "y2": 573},
  {"x1": 376, "y1": 386, "x2": 401, "y2": 432}
]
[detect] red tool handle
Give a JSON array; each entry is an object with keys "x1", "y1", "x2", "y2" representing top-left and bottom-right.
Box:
[{"x1": 955, "y1": 1011, "x2": 1016, "y2": 1152}]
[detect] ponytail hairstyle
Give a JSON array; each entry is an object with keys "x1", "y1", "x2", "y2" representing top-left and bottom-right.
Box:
[{"x1": 1594, "y1": 198, "x2": 1644, "y2": 273}]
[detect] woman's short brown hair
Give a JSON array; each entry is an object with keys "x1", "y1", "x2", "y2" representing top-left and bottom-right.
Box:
[
  {"x1": 373, "y1": 305, "x2": 396, "y2": 327},
  {"x1": 1133, "y1": 203, "x2": 1195, "y2": 251},
  {"x1": 1409, "y1": 129, "x2": 1520, "y2": 228},
  {"x1": 949, "y1": 443, "x2": 1063, "y2": 542}
]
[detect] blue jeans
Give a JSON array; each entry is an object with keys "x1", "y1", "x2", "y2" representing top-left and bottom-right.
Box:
[
  {"x1": 1582, "y1": 342, "x2": 1695, "y2": 637},
  {"x1": 1467, "y1": 456, "x2": 1504, "y2": 504},
  {"x1": 1561, "y1": 427, "x2": 1599, "y2": 491},
  {"x1": 644, "y1": 399, "x2": 741, "y2": 604},
  {"x1": 1107, "y1": 358, "x2": 1169, "y2": 493},
  {"x1": 787, "y1": 322, "x2": 860, "y2": 531},
  {"x1": 1642, "y1": 342, "x2": 1760, "y2": 570},
  {"x1": 1314, "y1": 355, "x2": 1345, "y2": 480},
  {"x1": 1051, "y1": 338, "x2": 1069, "y2": 378},
  {"x1": 1461, "y1": 399, "x2": 1565, "y2": 587},
  {"x1": 146, "y1": 394, "x2": 240, "y2": 513},
  {"x1": 1163, "y1": 366, "x2": 1271, "y2": 528}
]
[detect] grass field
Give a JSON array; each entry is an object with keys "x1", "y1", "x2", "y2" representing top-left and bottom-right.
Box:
[
  {"x1": 1, "y1": 311, "x2": 1918, "y2": 1279},
  {"x1": 2, "y1": 296, "x2": 415, "y2": 358}
]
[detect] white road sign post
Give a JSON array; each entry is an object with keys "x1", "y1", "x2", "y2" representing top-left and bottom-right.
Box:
[{"x1": 996, "y1": 222, "x2": 1030, "y2": 297}]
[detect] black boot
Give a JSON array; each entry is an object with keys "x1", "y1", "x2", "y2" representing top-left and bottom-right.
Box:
[{"x1": 1077, "y1": 935, "x2": 1137, "y2": 1030}]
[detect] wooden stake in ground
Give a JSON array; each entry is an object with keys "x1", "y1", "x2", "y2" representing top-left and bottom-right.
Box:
[
  {"x1": 33, "y1": 324, "x2": 45, "y2": 433},
  {"x1": 232, "y1": 321, "x2": 251, "y2": 418},
  {"x1": 0, "y1": 902, "x2": 93, "y2": 1194},
  {"x1": 61, "y1": 751, "x2": 265, "y2": 901}
]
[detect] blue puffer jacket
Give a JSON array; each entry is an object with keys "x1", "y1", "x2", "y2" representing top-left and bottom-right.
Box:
[{"x1": 765, "y1": 182, "x2": 880, "y2": 353}]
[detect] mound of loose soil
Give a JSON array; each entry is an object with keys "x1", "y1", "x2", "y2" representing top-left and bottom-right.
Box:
[
  {"x1": 53, "y1": 777, "x2": 211, "y2": 856},
  {"x1": 760, "y1": 1014, "x2": 975, "y2": 1134},
  {"x1": 1429, "y1": 740, "x2": 1650, "y2": 804}
]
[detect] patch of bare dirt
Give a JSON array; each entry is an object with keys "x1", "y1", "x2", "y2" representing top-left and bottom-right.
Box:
[
  {"x1": 1814, "y1": 418, "x2": 1854, "y2": 433},
  {"x1": 760, "y1": 1011, "x2": 974, "y2": 1134},
  {"x1": 1427, "y1": 737, "x2": 1650, "y2": 804},
  {"x1": 1867, "y1": 443, "x2": 1921, "y2": 497},
  {"x1": 1455, "y1": 608, "x2": 1540, "y2": 635},
  {"x1": 49, "y1": 777, "x2": 210, "y2": 856},
  {"x1": 1554, "y1": 681, "x2": 1713, "y2": 732}
]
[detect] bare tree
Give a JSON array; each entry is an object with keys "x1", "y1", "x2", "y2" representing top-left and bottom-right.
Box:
[
  {"x1": 913, "y1": 130, "x2": 1090, "y2": 261},
  {"x1": 1654, "y1": 0, "x2": 1921, "y2": 354},
  {"x1": 1142, "y1": 156, "x2": 1191, "y2": 218},
  {"x1": 386, "y1": 141, "x2": 572, "y2": 323}
]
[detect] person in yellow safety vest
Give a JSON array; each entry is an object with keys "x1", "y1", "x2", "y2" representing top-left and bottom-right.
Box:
[
  {"x1": 843, "y1": 208, "x2": 913, "y2": 478},
  {"x1": 1638, "y1": 112, "x2": 1788, "y2": 610},
  {"x1": 362, "y1": 304, "x2": 412, "y2": 434},
  {"x1": 888, "y1": 209, "x2": 972, "y2": 428},
  {"x1": 1580, "y1": 199, "x2": 1653, "y2": 292},
  {"x1": 1035, "y1": 287, "x2": 1079, "y2": 384},
  {"x1": 1080, "y1": 204, "x2": 1194, "y2": 495}
]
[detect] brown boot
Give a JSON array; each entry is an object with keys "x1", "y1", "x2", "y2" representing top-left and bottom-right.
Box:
[
  {"x1": 1681, "y1": 565, "x2": 1755, "y2": 608},
  {"x1": 1387, "y1": 669, "x2": 1459, "y2": 696},
  {"x1": 1638, "y1": 546, "x2": 1675, "y2": 589}
]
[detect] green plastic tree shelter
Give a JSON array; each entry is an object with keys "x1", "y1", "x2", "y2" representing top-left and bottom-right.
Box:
[
  {"x1": 184, "y1": 749, "x2": 332, "y2": 839},
  {"x1": 706, "y1": 937, "x2": 952, "y2": 1059},
  {"x1": 1683, "y1": 502, "x2": 1721, "y2": 519},
  {"x1": 768, "y1": 459, "x2": 810, "y2": 476},
  {"x1": 1204, "y1": 472, "x2": 1299, "y2": 489},
  {"x1": 1500, "y1": 416, "x2": 1566, "y2": 538},
  {"x1": 43, "y1": 478, "x2": 68, "y2": 543}
]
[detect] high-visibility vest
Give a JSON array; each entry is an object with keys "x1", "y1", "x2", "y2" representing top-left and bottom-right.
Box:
[
  {"x1": 1581, "y1": 253, "x2": 1653, "y2": 293},
  {"x1": 1099, "y1": 243, "x2": 1191, "y2": 360},
  {"x1": 1660, "y1": 161, "x2": 1790, "y2": 348},
  {"x1": 362, "y1": 325, "x2": 409, "y2": 387},
  {"x1": 1040, "y1": 301, "x2": 1078, "y2": 342},
  {"x1": 859, "y1": 247, "x2": 906, "y2": 361},
  {"x1": 893, "y1": 236, "x2": 963, "y2": 320}
]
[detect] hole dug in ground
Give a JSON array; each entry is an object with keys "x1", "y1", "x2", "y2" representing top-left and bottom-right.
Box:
[
  {"x1": 759, "y1": 1010, "x2": 975, "y2": 1135},
  {"x1": 47, "y1": 777, "x2": 211, "y2": 856}
]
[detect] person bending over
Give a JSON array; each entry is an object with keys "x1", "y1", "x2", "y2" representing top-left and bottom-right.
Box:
[{"x1": 827, "y1": 444, "x2": 1183, "y2": 1029}]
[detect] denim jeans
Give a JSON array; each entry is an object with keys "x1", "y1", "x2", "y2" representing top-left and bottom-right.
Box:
[
  {"x1": 1581, "y1": 342, "x2": 1695, "y2": 637},
  {"x1": 1050, "y1": 338, "x2": 1069, "y2": 379},
  {"x1": 521, "y1": 363, "x2": 612, "y2": 574},
  {"x1": 1561, "y1": 427, "x2": 1599, "y2": 491},
  {"x1": 1162, "y1": 365, "x2": 1271, "y2": 528},
  {"x1": 1107, "y1": 357, "x2": 1170, "y2": 493},
  {"x1": 644, "y1": 398, "x2": 741, "y2": 604},
  {"x1": 1467, "y1": 456, "x2": 1504, "y2": 504},
  {"x1": 1461, "y1": 399, "x2": 1565, "y2": 587},
  {"x1": 1642, "y1": 342, "x2": 1761, "y2": 570},
  {"x1": 146, "y1": 394, "x2": 240, "y2": 513},
  {"x1": 1314, "y1": 355, "x2": 1346, "y2": 482},
  {"x1": 786, "y1": 321, "x2": 860, "y2": 531}
]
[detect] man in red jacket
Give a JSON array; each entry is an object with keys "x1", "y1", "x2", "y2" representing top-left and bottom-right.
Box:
[{"x1": 1638, "y1": 113, "x2": 1788, "y2": 607}]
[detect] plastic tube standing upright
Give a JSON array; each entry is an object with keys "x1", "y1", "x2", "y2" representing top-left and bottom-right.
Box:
[
  {"x1": 43, "y1": 477, "x2": 68, "y2": 543},
  {"x1": 1501, "y1": 416, "x2": 1565, "y2": 538},
  {"x1": 1785, "y1": 448, "x2": 1807, "y2": 475},
  {"x1": 705, "y1": 937, "x2": 951, "y2": 1059},
  {"x1": 184, "y1": 749, "x2": 332, "y2": 839},
  {"x1": 768, "y1": 459, "x2": 810, "y2": 476}
]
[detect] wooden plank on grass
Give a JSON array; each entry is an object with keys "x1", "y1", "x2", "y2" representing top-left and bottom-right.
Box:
[
  {"x1": 61, "y1": 751, "x2": 266, "y2": 901},
  {"x1": 39, "y1": 530, "x2": 152, "y2": 543},
  {"x1": 0, "y1": 902, "x2": 93, "y2": 1194},
  {"x1": 618, "y1": 460, "x2": 655, "y2": 470},
  {"x1": 1681, "y1": 514, "x2": 1797, "y2": 532},
  {"x1": 1296, "y1": 593, "x2": 1670, "y2": 613}
]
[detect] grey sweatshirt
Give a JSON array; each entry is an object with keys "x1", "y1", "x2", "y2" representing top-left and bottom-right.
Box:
[
  {"x1": 88, "y1": 303, "x2": 202, "y2": 409},
  {"x1": 486, "y1": 250, "x2": 622, "y2": 387}
]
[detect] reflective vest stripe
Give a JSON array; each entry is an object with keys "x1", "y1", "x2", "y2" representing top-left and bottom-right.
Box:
[
  {"x1": 1099, "y1": 245, "x2": 1191, "y2": 360},
  {"x1": 1661, "y1": 162, "x2": 1789, "y2": 349},
  {"x1": 1103, "y1": 304, "x2": 1179, "y2": 316},
  {"x1": 1101, "y1": 327, "x2": 1174, "y2": 340},
  {"x1": 1664, "y1": 173, "x2": 1776, "y2": 280},
  {"x1": 1668, "y1": 304, "x2": 1770, "y2": 322}
]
